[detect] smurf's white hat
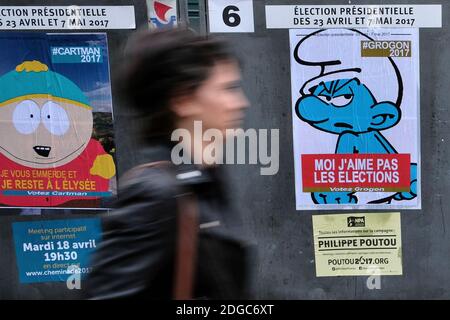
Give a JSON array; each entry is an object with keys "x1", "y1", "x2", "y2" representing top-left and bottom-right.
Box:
[{"x1": 294, "y1": 29, "x2": 402, "y2": 106}]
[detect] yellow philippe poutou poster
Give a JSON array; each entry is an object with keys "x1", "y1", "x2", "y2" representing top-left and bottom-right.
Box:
[{"x1": 312, "y1": 212, "x2": 402, "y2": 277}]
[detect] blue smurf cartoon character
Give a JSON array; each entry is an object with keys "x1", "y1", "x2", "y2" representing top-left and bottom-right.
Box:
[{"x1": 294, "y1": 29, "x2": 417, "y2": 205}]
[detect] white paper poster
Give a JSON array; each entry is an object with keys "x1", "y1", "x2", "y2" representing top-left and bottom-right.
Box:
[
  {"x1": 312, "y1": 212, "x2": 402, "y2": 277},
  {"x1": 208, "y1": 0, "x2": 254, "y2": 33},
  {"x1": 266, "y1": 5, "x2": 442, "y2": 29},
  {"x1": 289, "y1": 28, "x2": 420, "y2": 210}
]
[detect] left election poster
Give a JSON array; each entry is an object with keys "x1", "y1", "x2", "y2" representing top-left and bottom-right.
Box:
[{"x1": 0, "y1": 33, "x2": 116, "y2": 209}]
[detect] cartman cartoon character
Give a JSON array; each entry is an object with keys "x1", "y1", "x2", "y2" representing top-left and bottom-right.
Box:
[{"x1": 0, "y1": 61, "x2": 115, "y2": 207}]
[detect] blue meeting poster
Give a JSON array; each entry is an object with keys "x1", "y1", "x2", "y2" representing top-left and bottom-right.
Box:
[{"x1": 12, "y1": 218, "x2": 101, "y2": 283}]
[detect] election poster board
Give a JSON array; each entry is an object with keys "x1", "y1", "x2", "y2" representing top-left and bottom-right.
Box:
[
  {"x1": 12, "y1": 218, "x2": 101, "y2": 283},
  {"x1": 0, "y1": 32, "x2": 116, "y2": 209},
  {"x1": 266, "y1": 5, "x2": 442, "y2": 29},
  {"x1": 290, "y1": 28, "x2": 420, "y2": 210},
  {"x1": 312, "y1": 213, "x2": 402, "y2": 277}
]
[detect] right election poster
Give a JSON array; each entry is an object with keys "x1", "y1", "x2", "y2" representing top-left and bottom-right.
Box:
[{"x1": 290, "y1": 28, "x2": 421, "y2": 210}]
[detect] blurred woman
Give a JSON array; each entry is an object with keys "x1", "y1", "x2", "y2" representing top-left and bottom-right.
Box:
[{"x1": 83, "y1": 27, "x2": 252, "y2": 299}]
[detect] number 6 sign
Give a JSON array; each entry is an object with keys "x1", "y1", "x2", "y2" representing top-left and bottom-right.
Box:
[{"x1": 208, "y1": 0, "x2": 254, "y2": 33}]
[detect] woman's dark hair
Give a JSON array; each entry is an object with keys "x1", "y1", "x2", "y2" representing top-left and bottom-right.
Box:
[{"x1": 119, "y1": 27, "x2": 236, "y2": 143}]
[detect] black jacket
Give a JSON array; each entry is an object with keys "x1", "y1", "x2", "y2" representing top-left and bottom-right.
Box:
[{"x1": 83, "y1": 144, "x2": 252, "y2": 299}]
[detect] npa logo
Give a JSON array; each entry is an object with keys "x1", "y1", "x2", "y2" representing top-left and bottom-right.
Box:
[
  {"x1": 348, "y1": 216, "x2": 366, "y2": 227},
  {"x1": 149, "y1": 1, "x2": 177, "y2": 28}
]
